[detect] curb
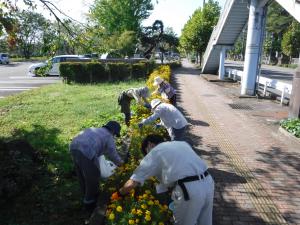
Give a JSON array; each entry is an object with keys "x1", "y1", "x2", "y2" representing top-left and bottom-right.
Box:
[
  {"x1": 201, "y1": 74, "x2": 235, "y2": 83},
  {"x1": 278, "y1": 126, "x2": 300, "y2": 145}
]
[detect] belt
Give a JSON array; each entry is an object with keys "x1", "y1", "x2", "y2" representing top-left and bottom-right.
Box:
[{"x1": 177, "y1": 170, "x2": 209, "y2": 201}]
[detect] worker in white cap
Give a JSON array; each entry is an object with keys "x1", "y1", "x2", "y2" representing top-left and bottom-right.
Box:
[
  {"x1": 119, "y1": 134, "x2": 215, "y2": 225},
  {"x1": 153, "y1": 76, "x2": 177, "y2": 105},
  {"x1": 138, "y1": 99, "x2": 188, "y2": 141}
]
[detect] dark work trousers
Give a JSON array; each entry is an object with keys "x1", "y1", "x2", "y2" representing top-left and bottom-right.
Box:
[
  {"x1": 70, "y1": 149, "x2": 100, "y2": 210},
  {"x1": 124, "y1": 112, "x2": 131, "y2": 126},
  {"x1": 169, "y1": 94, "x2": 177, "y2": 106},
  {"x1": 119, "y1": 93, "x2": 132, "y2": 126},
  {"x1": 169, "y1": 126, "x2": 186, "y2": 141}
]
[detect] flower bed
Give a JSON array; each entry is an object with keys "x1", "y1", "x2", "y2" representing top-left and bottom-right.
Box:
[
  {"x1": 280, "y1": 118, "x2": 300, "y2": 138},
  {"x1": 102, "y1": 65, "x2": 173, "y2": 224}
]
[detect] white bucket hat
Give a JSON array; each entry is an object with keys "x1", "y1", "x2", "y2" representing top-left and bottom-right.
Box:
[
  {"x1": 150, "y1": 99, "x2": 162, "y2": 109},
  {"x1": 153, "y1": 76, "x2": 163, "y2": 86}
]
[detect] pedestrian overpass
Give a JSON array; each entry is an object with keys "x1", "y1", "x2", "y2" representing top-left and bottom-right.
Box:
[{"x1": 201, "y1": 0, "x2": 300, "y2": 95}]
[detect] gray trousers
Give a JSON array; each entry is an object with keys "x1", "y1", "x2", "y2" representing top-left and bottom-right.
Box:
[
  {"x1": 70, "y1": 149, "x2": 100, "y2": 205},
  {"x1": 169, "y1": 126, "x2": 186, "y2": 141},
  {"x1": 171, "y1": 175, "x2": 214, "y2": 225}
]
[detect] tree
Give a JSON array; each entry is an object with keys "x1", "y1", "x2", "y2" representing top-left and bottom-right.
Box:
[
  {"x1": 14, "y1": 10, "x2": 48, "y2": 58},
  {"x1": 180, "y1": 0, "x2": 220, "y2": 65},
  {"x1": 90, "y1": 0, "x2": 153, "y2": 35},
  {"x1": 281, "y1": 20, "x2": 300, "y2": 63}
]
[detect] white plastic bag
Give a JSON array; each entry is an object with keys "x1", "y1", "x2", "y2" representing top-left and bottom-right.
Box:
[{"x1": 98, "y1": 155, "x2": 117, "y2": 178}]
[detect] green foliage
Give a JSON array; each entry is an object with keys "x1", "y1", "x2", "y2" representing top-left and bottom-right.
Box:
[
  {"x1": 90, "y1": 0, "x2": 153, "y2": 35},
  {"x1": 60, "y1": 61, "x2": 154, "y2": 83},
  {"x1": 280, "y1": 118, "x2": 300, "y2": 138},
  {"x1": 180, "y1": 0, "x2": 220, "y2": 62},
  {"x1": 14, "y1": 10, "x2": 49, "y2": 59},
  {"x1": 281, "y1": 20, "x2": 300, "y2": 59}
]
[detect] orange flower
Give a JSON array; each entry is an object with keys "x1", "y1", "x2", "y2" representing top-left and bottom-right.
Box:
[{"x1": 111, "y1": 191, "x2": 121, "y2": 201}]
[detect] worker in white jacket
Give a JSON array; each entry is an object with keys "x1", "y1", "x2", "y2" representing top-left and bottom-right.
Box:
[
  {"x1": 119, "y1": 134, "x2": 215, "y2": 225},
  {"x1": 138, "y1": 99, "x2": 188, "y2": 141}
]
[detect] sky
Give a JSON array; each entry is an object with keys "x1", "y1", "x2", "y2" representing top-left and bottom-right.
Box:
[{"x1": 30, "y1": 0, "x2": 226, "y2": 36}]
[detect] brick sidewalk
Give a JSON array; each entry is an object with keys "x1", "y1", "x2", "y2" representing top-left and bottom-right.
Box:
[{"x1": 173, "y1": 60, "x2": 300, "y2": 225}]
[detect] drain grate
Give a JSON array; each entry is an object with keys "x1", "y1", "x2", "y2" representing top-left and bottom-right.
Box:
[{"x1": 228, "y1": 103, "x2": 253, "y2": 110}]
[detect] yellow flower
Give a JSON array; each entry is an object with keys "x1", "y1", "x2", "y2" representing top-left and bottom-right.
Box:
[
  {"x1": 154, "y1": 200, "x2": 159, "y2": 205},
  {"x1": 128, "y1": 219, "x2": 135, "y2": 224},
  {"x1": 145, "y1": 210, "x2": 151, "y2": 215},
  {"x1": 147, "y1": 200, "x2": 154, "y2": 205},
  {"x1": 135, "y1": 219, "x2": 140, "y2": 223},
  {"x1": 145, "y1": 190, "x2": 151, "y2": 194},
  {"x1": 131, "y1": 208, "x2": 137, "y2": 214},
  {"x1": 108, "y1": 213, "x2": 115, "y2": 220},
  {"x1": 141, "y1": 204, "x2": 147, "y2": 209},
  {"x1": 137, "y1": 209, "x2": 143, "y2": 216},
  {"x1": 116, "y1": 206, "x2": 123, "y2": 212},
  {"x1": 142, "y1": 193, "x2": 148, "y2": 199},
  {"x1": 159, "y1": 223, "x2": 164, "y2": 225},
  {"x1": 145, "y1": 214, "x2": 151, "y2": 221}
]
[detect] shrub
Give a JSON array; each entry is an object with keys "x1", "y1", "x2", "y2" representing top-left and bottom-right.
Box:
[
  {"x1": 280, "y1": 118, "x2": 300, "y2": 138},
  {"x1": 60, "y1": 61, "x2": 153, "y2": 83}
]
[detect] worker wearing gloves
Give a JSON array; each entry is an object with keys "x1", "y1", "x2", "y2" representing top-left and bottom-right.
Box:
[
  {"x1": 119, "y1": 134, "x2": 215, "y2": 225},
  {"x1": 118, "y1": 86, "x2": 151, "y2": 126},
  {"x1": 152, "y1": 76, "x2": 177, "y2": 105},
  {"x1": 69, "y1": 121, "x2": 124, "y2": 212},
  {"x1": 138, "y1": 99, "x2": 188, "y2": 141}
]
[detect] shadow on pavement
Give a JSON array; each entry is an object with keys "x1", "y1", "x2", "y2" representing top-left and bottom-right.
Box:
[
  {"x1": 170, "y1": 63, "x2": 281, "y2": 225},
  {"x1": 255, "y1": 146, "x2": 300, "y2": 224}
]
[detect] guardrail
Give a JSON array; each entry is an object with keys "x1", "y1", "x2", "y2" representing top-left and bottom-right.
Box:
[{"x1": 225, "y1": 68, "x2": 292, "y2": 104}]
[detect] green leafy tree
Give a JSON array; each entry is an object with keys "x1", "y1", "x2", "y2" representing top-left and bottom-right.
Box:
[
  {"x1": 90, "y1": 0, "x2": 153, "y2": 35},
  {"x1": 180, "y1": 0, "x2": 220, "y2": 65},
  {"x1": 15, "y1": 10, "x2": 48, "y2": 58},
  {"x1": 282, "y1": 20, "x2": 300, "y2": 62}
]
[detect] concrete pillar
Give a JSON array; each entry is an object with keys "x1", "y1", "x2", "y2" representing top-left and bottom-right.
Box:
[
  {"x1": 219, "y1": 46, "x2": 226, "y2": 80},
  {"x1": 241, "y1": 0, "x2": 265, "y2": 96},
  {"x1": 289, "y1": 66, "x2": 300, "y2": 118}
]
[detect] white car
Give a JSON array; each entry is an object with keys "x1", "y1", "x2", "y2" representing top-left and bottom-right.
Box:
[
  {"x1": 28, "y1": 55, "x2": 87, "y2": 76},
  {"x1": 0, "y1": 53, "x2": 10, "y2": 64}
]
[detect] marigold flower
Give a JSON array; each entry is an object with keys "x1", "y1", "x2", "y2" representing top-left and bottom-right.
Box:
[
  {"x1": 111, "y1": 192, "x2": 121, "y2": 201},
  {"x1": 159, "y1": 222, "x2": 164, "y2": 225},
  {"x1": 116, "y1": 206, "x2": 123, "y2": 212},
  {"x1": 147, "y1": 200, "x2": 154, "y2": 205},
  {"x1": 131, "y1": 208, "x2": 137, "y2": 214},
  {"x1": 128, "y1": 219, "x2": 135, "y2": 224},
  {"x1": 135, "y1": 218, "x2": 140, "y2": 223},
  {"x1": 145, "y1": 210, "x2": 151, "y2": 215},
  {"x1": 145, "y1": 214, "x2": 151, "y2": 221},
  {"x1": 141, "y1": 204, "x2": 147, "y2": 209},
  {"x1": 108, "y1": 213, "x2": 115, "y2": 220},
  {"x1": 137, "y1": 209, "x2": 143, "y2": 215}
]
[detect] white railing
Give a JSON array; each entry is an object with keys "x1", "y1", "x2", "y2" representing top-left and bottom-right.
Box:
[{"x1": 225, "y1": 68, "x2": 292, "y2": 104}]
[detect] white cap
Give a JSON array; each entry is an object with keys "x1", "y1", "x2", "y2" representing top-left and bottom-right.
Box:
[
  {"x1": 153, "y1": 76, "x2": 163, "y2": 86},
  {"x1": 150, "y1": 99, "x2": 162, "y2": 109}
]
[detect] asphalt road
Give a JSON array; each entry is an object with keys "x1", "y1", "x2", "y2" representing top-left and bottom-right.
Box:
[
  {"x1": 225, "y1": 60, "x2": 296, "y2": 84},
  {"x1": 0, "y1": 62, "x2": 61, "y2": 98}
]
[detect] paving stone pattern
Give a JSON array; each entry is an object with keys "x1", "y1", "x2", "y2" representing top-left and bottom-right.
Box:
[{"x1": 173, "y1": 60, "x2": 300, "y2": 225}]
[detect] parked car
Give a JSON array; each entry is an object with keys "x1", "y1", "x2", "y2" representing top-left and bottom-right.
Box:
[
  {"x1": 0, "y1": 53, "x2": 10, "y2": 64},
  {"x1": 28, "y1": 55, "x2": 88, "y2": 76}
]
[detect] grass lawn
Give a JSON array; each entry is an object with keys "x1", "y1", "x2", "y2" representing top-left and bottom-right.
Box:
[{"x1": 0, "y1": 80, "x2": 145, "y2": 225}]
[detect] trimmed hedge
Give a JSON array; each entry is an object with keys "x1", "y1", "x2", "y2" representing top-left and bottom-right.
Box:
[{"x1": 60, "y1": 61, "x2": 156, "y2": 83}]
